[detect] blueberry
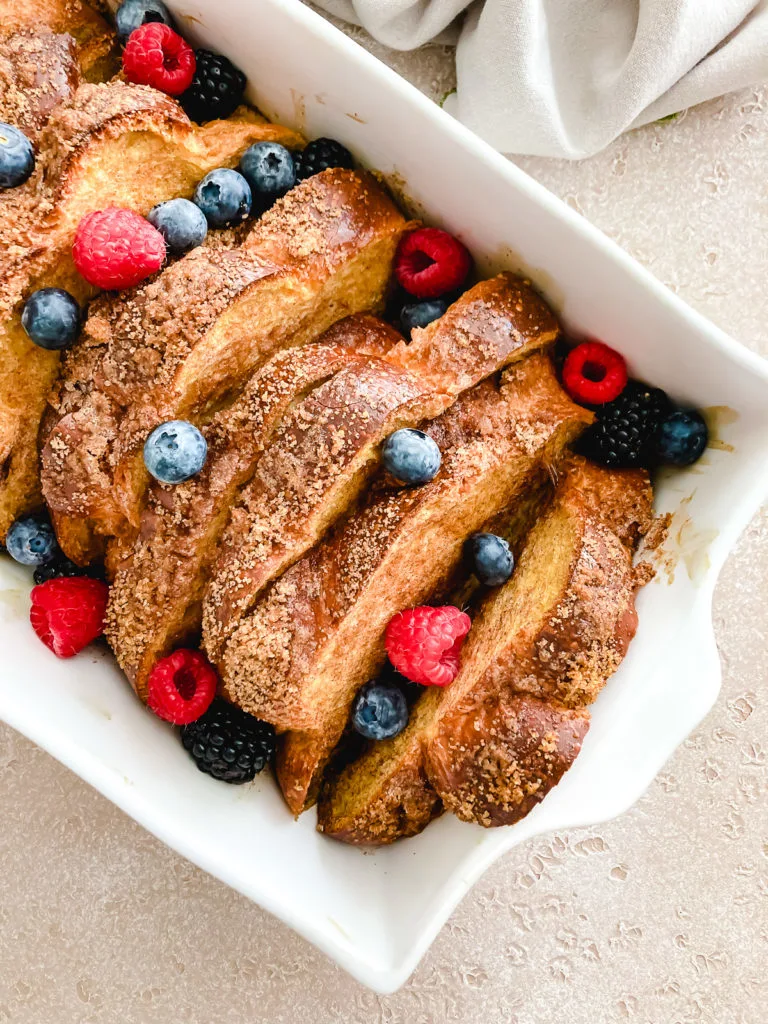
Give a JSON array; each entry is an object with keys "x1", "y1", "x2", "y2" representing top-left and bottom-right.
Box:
[
  {"x1": 400, "y1": 298, "x2": 448, "y2": 339},
  {"x1": 469, "y1": 533, "x2": 514, "y2": 587},
  {"x1": 0, "y1": 123, "x2": 34, "y2": 189},
  {"x1": 144, "y1": 420, "x2": 207, "y2": 484},
  {"x1": 381, "y1": 428, "x2": 441, "y2": 486},
  {"x1": 148, "y1": 198, "x2": 208, "y2": 252},
  {"x1": 193, "y1": 168, "x2": 252, "y2": 228},
  {"x1": 6, "y1": 515, "x2": 58, "y2": 566},
  {"x1": 239, "y1": 142, "x2": 296, "y2": 207},
  {"x1": 115, "y1": 0, "x2": 174, "y2": 43},
  {"x1": 352, "y1": 681, "x2": 409, "y2": 741},
  {"x1": 21, "y1": 288, "x2": 81, "y2": 350},
  {"x1": 656, "y1": 409, "x2": 708, "y2": 466}
]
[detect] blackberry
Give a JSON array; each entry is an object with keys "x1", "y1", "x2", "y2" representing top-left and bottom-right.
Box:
[
  {"x1": 580, "y1": 380, "x2": 671, "y2": 469},
  {"x1": 181, "y1": 699, "x2": 275, "y2": 783},
  {"x1": 295, "y1": 138, "x2": 354, "y2": 181},
  {"x1": 180, "y1": 50, "x2": 246, "y2": 124},
  {"x1": 33, "y1": 553, "x2": 89, "y2": 585}
]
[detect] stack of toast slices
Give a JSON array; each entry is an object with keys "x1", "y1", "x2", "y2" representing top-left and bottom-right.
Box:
[
  {"x1": 1, "y1": 3, "x2": 658, "y2": 846},
  {"x1": 0, "y1": 6, "x2": 304, "y2": 540}
]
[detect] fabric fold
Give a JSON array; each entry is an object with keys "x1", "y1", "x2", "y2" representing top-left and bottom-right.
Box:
[{"x1": 314, "y1": 0, "x2": 768, "y2": 158}]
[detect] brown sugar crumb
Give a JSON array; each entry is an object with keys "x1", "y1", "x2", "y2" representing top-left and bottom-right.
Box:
[
  {"x1": 42, "y1": 168, "x2": 405, "y2": 552},
  {"x1": 250, "y1": 169, "x2": 383, "y2": 261},
  {"x1": 427, "y1": 696, "x2": 589, "y2": 828},
  {"x1": 634, "y1": 561, "x2": 656, "y2": 587},
  {"x1": 0, "y1": 29, "x2": 81, "y2": 141},
  {"x1": 0, "y1": 81, "x2": 186, "y2": 315},
  {"x1": 105, "y1": 319, "x2": 403, "y2": 693},
  {"x1": 643, "y1": 511, "x2": 672, "y2": 552}
]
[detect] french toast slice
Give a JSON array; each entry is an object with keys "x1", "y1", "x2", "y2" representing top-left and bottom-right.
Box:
[
  {"x1": 317, "y1": 456, "x2": 652, "y2": 843},
  {"x1": 105, "y1": 315, "x2": 402, "y2": 701},
  {"x1": 318, "y1": 688, "x2": 589, "y2": 844},
  {"x1": 1, "y1": 81, "x2": 302, "y2": 540},
  {"x1": 313, "y1": 694, "x2": 446, "y2": 846},
  {"x1": 0, "y1": 29, "x2": 82, "y2": 141},
  {"x1": 202, "y1": 274, "x2": 560, "y2": 659},
  {"x1": 223, "y1": 353, "x2": 592, "y2": 814},
  {"x1": 41, "y1": 169, "x2": 407, "y2": 561},
  {"x1": 0, "y1": 0, "x2": 117, "y2": 81}
]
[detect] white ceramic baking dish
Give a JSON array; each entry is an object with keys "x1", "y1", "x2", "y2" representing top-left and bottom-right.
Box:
[{"x1": 2, "y1": 0, "x2": 768, "y2": 994}]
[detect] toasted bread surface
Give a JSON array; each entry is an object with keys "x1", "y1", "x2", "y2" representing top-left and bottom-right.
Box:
[
  {"x1": 105, "y1": 316, "x2": 402, "y2": 700},
  {"x1": 202, "y1": 358, "x2": 445, "y2": 660},
  {"x1": 0, "y1": 0, "x2": 117, "y2": 80},
  {"x1": 426, "y1": 694, "x2": 589, "y2": 827},
  {"x1": 317, "y1": 456, "x2": 652, "y2": 842},
  {"x1": 225, "y1": 353, "x2": 589, "y2": 731},
  {"x1": 462, "y1": 494, "x2": 640, "y2": 709},
  {"x1": 0, "y1": 82, "x2": 302, "y2": 539},
  {"x1": 386, "y1": 274, "x2": 559, "y2": 392},
  {"x1": 0, "y1": 29, "x2": 81, "y2": 140},
  {"x1": 202, "y1": 273, "x2": 560, "y2": 658},
  {"x1": 553, "y1": 453, "x2": 653, "y2": 550},
  {"x1": 242, "y1": 354, "x2": 591, "y2": 815},
  {"x1": 39, "y1": 168, "x2": 405, "y2": 559},
  {"x1": 315, "y1": 694, "x2": 443, "y2": 845}
]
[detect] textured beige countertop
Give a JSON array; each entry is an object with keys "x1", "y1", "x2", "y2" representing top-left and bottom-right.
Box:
[{"x1": 1, "y1": 18, "x2": 767, "y2": 1024}]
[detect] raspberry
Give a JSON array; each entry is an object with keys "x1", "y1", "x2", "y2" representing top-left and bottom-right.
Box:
[
  {"x1": 30, "y1": 577, "x2": 109, "y2": 659},
  {"x1": 122, "y1": 23, "x2": 195, "y2": 96},
  {"x1": 385, "y1": 606, "x2": 472, "y2": 687},
  {"x1": 73, "y1": 208, "x2": 166, "y2": 290},
  {"x1": 147, "y1": 649, "x2": 217, "y2": 724},
  {"x1": 394, "y1": 228, "x2": 471, "y2": 300},
  {"x1": 562, "y1": 341, "x2": 628, "y2": 406}
]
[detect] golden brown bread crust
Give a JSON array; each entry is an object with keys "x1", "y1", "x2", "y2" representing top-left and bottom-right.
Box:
[
  {"x1": 386, "y1": 274, "x2": 559, "y2": 392},
  {"x1": 104, "y1": 315, "x2": 402, "y2": 701},
  {"x1": 471, "y1": 512, "x2": 640, "y2": 710},
  {"x1": 553, "y1": 453, "x2": 653, "y2": 551},
  {"x1": 42, "y1": 243, "x2": 281, "y2": 548},
  {"x1": 202, "y1": 359, "x2": 445, "y2": 660},
  {"x1": 0, "y1": 83, "x2": 197, "y2": 318},
  {"x1": 226, "y1": 353, "x2": 589, "y2": 733},
  {"x1": 0, "y1": 81, "x2": 302, "y2": 540},
  {"x1": 317, "y1": 691, "x2": 587, "y2": 842},
  {"x1": 315, "y1": 695, "x2": 443, "y2": 845},
  {"x1": 202, "y1": 273, "x2": 560, "y2": 659},
  {"x1": 0, "y1": 29, "x2": 81, "y2": 141},
  {"x1": 256, "y1": 354, "x2": 592, "y2": 814},
  {"x1": 424, "y1": 694, "x2": 589, "y2": 827},
  {"x1": 40, "y1": 168, "x2": 406, "y2": 560},
  {"x1": 0, "y1": 0, "x2": 117, "y2": 81},
  {"x1": 317, "y1": 456, "x2": 652, "y2": 843}
]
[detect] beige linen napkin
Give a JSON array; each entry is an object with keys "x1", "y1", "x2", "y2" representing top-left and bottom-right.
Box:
[{"x1": 314, "y1": 0, "x2": 768, "y2": 157}]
